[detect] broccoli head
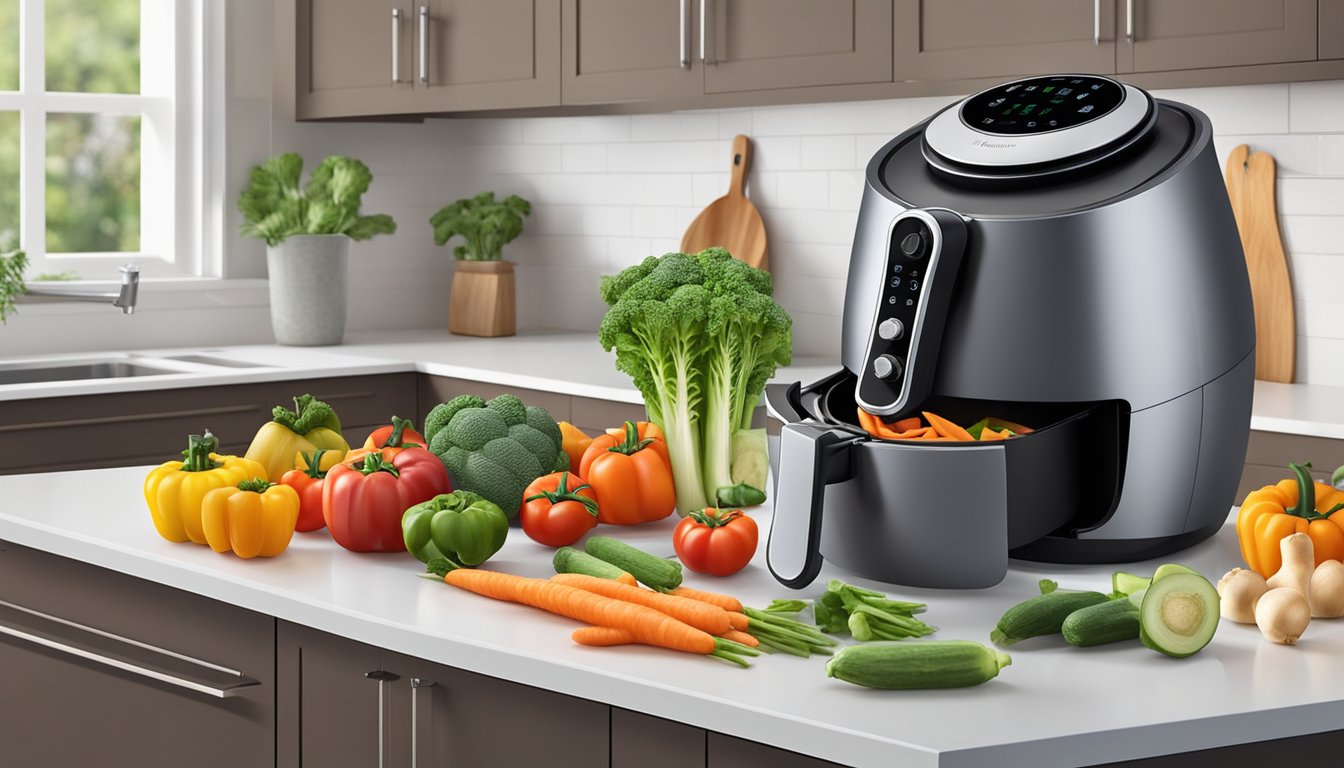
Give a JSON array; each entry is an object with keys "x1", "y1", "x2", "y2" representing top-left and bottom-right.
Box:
[{"x1": 429, "y1": 191, "x2": 532, "y2": 261}]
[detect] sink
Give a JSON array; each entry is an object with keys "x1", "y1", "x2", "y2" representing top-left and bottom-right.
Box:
[
  {"x1": 155, "y1": 354, "x2": 266, "y2": 369},
  {"x1": 0, "y1": 360, "x2": 182, "y2": 385}
]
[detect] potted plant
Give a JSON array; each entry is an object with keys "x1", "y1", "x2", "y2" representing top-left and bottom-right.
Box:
[
  {"x1": 430, "y1": 192, "x2": 531, "y2": 337},
  {"x1": 238, "y1": 153, "x2": 396, "y2": 346},
  {"x1": 0, "y1": 250, "x2": 25, "y2": 325}
]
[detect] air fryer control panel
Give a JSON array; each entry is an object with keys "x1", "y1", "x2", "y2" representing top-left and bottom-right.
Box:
[
  {"x1": 855, "y1": 209, "x2": 967, "y2": 417},
  {"x1": 960, "y1": 75, "x2": 1124, "y2": 135}
]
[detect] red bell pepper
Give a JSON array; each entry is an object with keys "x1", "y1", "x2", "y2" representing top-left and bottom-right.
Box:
[{"x1": 322, "y1": 447, "x2": 452, "y2": 552}]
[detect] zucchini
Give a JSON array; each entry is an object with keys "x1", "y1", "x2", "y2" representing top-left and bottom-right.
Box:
[
  {"x1": 552, "y1": 547, "x2": 634, "y2": 582},
  {"x1": 1139, "y1": 572, "x2": 1220, "y2": 658},
  {"x1": 990, "y1": 589, "x2": 1110, "y2": 646},
  {"x1": 1061, "y1": 598, "x2": 1140, "y2": 647},
  {"x1": 584, "y1": 536, "x2": 682, "y2": 590},
  {"x1": 1111, "y1": 571, "x2": 1151, "y2": 597},
  {"x1": 826, "y1": 640, "x2": 1011, "y2": 690}
]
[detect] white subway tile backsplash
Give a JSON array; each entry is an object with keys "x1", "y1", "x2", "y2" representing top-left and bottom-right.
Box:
[
  {"x1": 1278, "y1": 179, "x2": 1344, "y2": 216},
  {"x1": 786, "y1": 311, "x2": 844, "y2": 360},
  {"x1": 631, "y1": 207, "x2": 678, "y2": 239},
  {"x1": 607, "y1": 238, "x2": 655, "y2": 271},
  {"x1": 828, "y1": 170, "x2": 865, "y2": 212},
  {"x1": 1298, "y1": 336, "x2": 1344, "y2": 388},
  {"x1": 751, "y1": 105, "x2": 820, "y2": 137},
  {"x1": 532, "y1": 205, "x2": 633, "y2": 238},
  {"x1": 750, "y1": 136, "x2": 802, "y2": 171},
  {"x1": 1323, "y1": 136, "x2": 1344, "y2": 175},
  {"x1": 522, "y1": 115, "x2": 631, "y2": 145},
  {"x1": 1290, "y1": 81, "x2": 1344, "y2": 134},
  {"x1": 1215, "y1": 134, "x2": 1322, "y2": 177},
  {"x1": 609, "y1": 141, "x2": 725, "y2": 173},
  {"x1": 1281, "y1": 217, "x2": 1344, "y2": 256},
  {"x1": 800, "y1": 135, "x2": 857, "y2": 170},
  {"x1": 1297, "y1": 300, "x2": 1344, "y2": 340},
  {"x1": 718, "y1": 108, "x2": 754, "y2": 139},
  {"x1": 776, "y1": 171, "x2": 830, "y2": 210},
  {"x1": 1198, "y1": 83, "x2": 1289, "y2": 135},
  {"x1": 1285, "y1": 253, "x2": 1344, "y2": 303},
  {"x1": 769, "y1": 242, "x2": 853, "y2": 279},
  {"x1": 610, "y1": 174, "x2": 696, "y2": 207},
  {"x1": 774, "y1": 274, "x2": 848, "y2": 318},
  {"x1": 562, "y1": 144, "x2": 609, "y2": 173},
  {"x1": 765, "y1": 208, "x2": 860, "y2": 246},
  {"x1": 631, "y1": 112, "x2": 720, "y2": 142},
  {"x1": 693, "y1": 173, "x2": 729, "y2": 206},
  {"x1": 854, "y1": 134, "x2": 891, "y2": 168}
]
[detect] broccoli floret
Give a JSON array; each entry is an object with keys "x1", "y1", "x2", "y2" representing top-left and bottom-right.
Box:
[
  {"x1": 445, "y1": 408, "x2": 508, "y2": 452},
  {"x1": 523, "y1": 406, "x2": 563, "y2": 452},
  {"x1": 508, "y1": 423, "x2": 557, "y2": 466},
  {"x1": 460, "y1": 451, "x2": 531, "y2": 517},
  {"x1": 485, "y1": 394, "x2": 528, "y2": 426},
  {"x1": 429, "y1": 191, "x2": 531, "y2": 261},
  {"x1": 272, "y1": 393, "x2": 342, "y2": 434},
  {"x1": 479, "y1": 436, "x2": 543, "y2": 486},
  {"x1": 440, "y1": 446, "x2": 471, "y2": 483},
  {"x1": 424, "y1": 395, "x2": 486, "y2": 443}
]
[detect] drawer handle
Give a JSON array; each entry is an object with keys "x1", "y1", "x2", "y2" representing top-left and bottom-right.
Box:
[
  {"x1": 679, "y1": 0, "x2": 690, "y2": 69},
  {"x1": 365, "y1": 669, "x2": 401, "y2": 768},
  {"x1": 1125, "y1": 0, "x2": 1135, "y2": 43},
  {"x1": 392, "y1": 8, "x2": 401, "y2": 83},
  {"x1": 411, "y1": 677, "x2": 436, "y2": 768},
  {"x1": 418, "y1": 5, "x2": 429, "y2": 85},
  {"x1": 1093, "y1": 0, "x2": 1101, "y2": 45},
  {"x1": 0, "y1": 598, "x2": 260, "y2": 699}
]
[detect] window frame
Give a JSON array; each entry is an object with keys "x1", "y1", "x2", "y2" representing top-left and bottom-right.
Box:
[{"x1": 0, "y1": 0, "x2": 207, "y2": 280}]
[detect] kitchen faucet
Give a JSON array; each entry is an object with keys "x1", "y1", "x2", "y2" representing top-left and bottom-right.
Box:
[{"x1": 22, "y1": 264, "x2": 140, "y2": 314}]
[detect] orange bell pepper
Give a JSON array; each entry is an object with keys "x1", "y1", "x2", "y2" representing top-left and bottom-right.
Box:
[
  {"x1": 200, "y1": 478, "x2": 300, "y2": 559},
  {"x1": 344, "y1": 416, "x2": 426, "y2": 466},
  {"x1": 1237, "y1": 462, "x2": 1344, "y2": 577},
  {"x1": 558, "y1": 421, "x2": 593, "y2": 475},
  {"x1": 579, "y1": 421, "x2": 675, "y2": 524},
  {"x1": 280, "y1": 449, "x2": 339, "y2": 532}
]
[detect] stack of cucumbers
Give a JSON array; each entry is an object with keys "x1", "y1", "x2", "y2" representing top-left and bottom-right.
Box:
[{"x1": 991, "y1": 565, "x2": 1220, "y2": 657}]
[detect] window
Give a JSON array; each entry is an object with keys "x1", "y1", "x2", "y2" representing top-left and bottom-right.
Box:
[{"x1": 0, "y1": 0, "x2": 202, "y2": 280}]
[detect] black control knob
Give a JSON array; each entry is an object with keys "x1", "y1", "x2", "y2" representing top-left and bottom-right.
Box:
[
  {"x1": 900, "y1": 232, "x2": 924, "y2": 258},
  {"x1": 872, "y1": 354, "x2": 903, "y2": 380},
  {"x1": 877, "y1": 318, "x2": 904, "y2": 341}
]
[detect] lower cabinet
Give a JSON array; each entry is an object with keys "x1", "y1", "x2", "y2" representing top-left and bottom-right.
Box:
[{"x1": 0, "y1": 541, "x2": 275, "y2": 768}]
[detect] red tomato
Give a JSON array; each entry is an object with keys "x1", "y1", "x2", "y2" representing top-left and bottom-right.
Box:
[
  {"x1": 673, "y1": 508, "x2": 759, "y2": 576},
  {"x1": 323, "y1": 447, "x2": 451, "y2": 552},
  {"x1": 521, "y1": 472, "x2": 600, "y2": 548}
]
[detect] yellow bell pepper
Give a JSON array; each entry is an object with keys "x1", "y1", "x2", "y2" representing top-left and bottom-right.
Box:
[
  {"x1": 244, "y1": 394, "x2": 350, "y2": 482},
  {"x1": 557, "y1": 421, "x2": 592, "y2": 476},
  {"x1": 144, "y1": 431, "x2": 267, "y2": 544},
  {"x1": 1237, "y1": 461, "x2": 1344, "y2": 577},
  {"x1": 200, "y1": 479, "x2": 300, "y2": 559}
]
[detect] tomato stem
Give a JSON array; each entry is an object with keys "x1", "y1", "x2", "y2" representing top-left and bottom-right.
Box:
[
  {"x1": 524, "y1": 472, "x2": 600, "y2": 517},
  {"x1": 605, "y1": 421, "x2": 654, "y2": 456}
]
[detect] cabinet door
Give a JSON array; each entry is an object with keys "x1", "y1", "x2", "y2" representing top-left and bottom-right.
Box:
[
  {"x1": 1116, "y1": 0, "x2": 1318, "y2": 72},
  {"x1": 707, "y1": 732, "x2": 845, "y2": 767},
  {"x1": 294, "y1": 0, "x2": 416, "y2": 119},
  {"x1": 703, "y1": 0, "x2": 892, "y2": 93},
  {"x1": 1320, "y1": 0, "x2": 1343, "y2": 59},
  {"x1": 562, "y1": 0, "x2": 702, "y2": 104},
  {"x1": 386, "y1": 651, "x2": 610, "y2": 767},
  {"x1": 415, "y1": 0, "x2": 561, "y2": 111},
  {"x1": 893, "y1": 0, "x2": 1117, "y2": 81},
  {"x1": 612, "y1": 709, "x2": 707, "y2": 768},
  {"x1": 277, "y1": 623, "x2": 390, "y2": 768},
  {"x1": 0, "y1": 543, "x2": 274, "y2": 768}
]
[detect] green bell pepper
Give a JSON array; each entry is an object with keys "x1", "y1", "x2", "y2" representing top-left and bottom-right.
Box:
[{"x1": 401, "y1": 490, "x2": 508, "y2": 569}]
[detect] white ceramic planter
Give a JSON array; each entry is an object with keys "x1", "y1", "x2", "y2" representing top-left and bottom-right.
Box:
[{"x1": 266, "y1": 234, "x2": 350, "y2": 346}]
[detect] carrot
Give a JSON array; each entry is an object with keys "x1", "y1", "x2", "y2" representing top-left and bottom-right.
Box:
[
  {"x1": 855, "y1": 406, "x2": 882, "y2": 435},
  {"x1": 727, "y1": 611, "x2": 750, "y2": 631},
  {"x1": 893, "y1": 426, "x2": 933, "y2": 439},
  {"x1": 979, "y1": 428, "x2": 1006, "y2": 441},
  {"x1": 551, "y1": 573, "x2": 733, "y2": 635},
  {"x1": 670, "y1": 585, "x2": 742, "y2": 613},
  {"x1": 719, "y1": 629, "x2": 759, "y2": 648},
  {"x1": 892, "y1": 416, "x2": 922, "y2": 433},
  {"x1": 443, "y1": 569, "x2": 755, "y2": 666},
  {"x1": 572, "y1": 626, "x2": 633, "y2": 646},
  {"x1": 923, "y1": 411, "x2": 974, "y2": 441}
]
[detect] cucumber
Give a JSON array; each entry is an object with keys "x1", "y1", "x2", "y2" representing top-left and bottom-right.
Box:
[
  {"x1": 826, "y1": 640, "x2": 1011, "y2": 690},
  {"x1": 552, "y1": 546, "x2": 633, "y2": 582},
  {"x1": 1061, "y1": 598, "x2": 1141, "y2": 647},
  {"x1": 1139, "y1": 571, "x2": 1220, "y2": 658},
  {"x1": 584, "y1": 536, "x2": 682, "y2": 590},
  {"x1": 990, "y1": 589, "x2": 1110, "y2": 646},
  {"x1": 1111, "y1": 571, "x2": 1151, "y2": 597}
]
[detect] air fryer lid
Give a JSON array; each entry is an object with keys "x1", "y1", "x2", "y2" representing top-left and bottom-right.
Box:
[{"x1": 922, "y1": 74, "x2": 1157, "y2": 181}]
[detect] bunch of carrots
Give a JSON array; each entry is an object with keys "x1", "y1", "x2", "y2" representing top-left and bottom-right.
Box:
[
  {"x1": 855, "y1": 409, "x2": 1030, "y2": 443},
  {"x1": 432, "y1": 569, "x2": 835, "y2": 666}
]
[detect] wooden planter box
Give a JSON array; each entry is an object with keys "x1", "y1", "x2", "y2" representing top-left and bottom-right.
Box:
[{"x1": 448, "y1": 260, "x2": 516, "y2": 337}]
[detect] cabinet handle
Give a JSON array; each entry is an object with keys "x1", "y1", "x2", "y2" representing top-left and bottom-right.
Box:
[
  {"x1": 365, "y1": 669, "x2": 401, "y2": 768},
  {"x1": 1125, "y1": 0, "x2": 1134, "y2": 43},
  {"x1": 391, "y1": 8, "x2": 401, "y2": 83},
  {"x1": 1093, "y1": 0, "x2": 1100, "y2": 45},
  {"x1": 411, "y1": 677, "x2": 436, "y2": 768},
  {"x1": 0, "y1": 598, "x2": 260, "y2": 699},
  {"x1": 418, "y1": 5, "x2": 429, "y2": 84},
  {"x1": 700, "y1": 0, "x2": 716, "y2": 65},
  {"x1": 679, "y1": 0, "x2": 690, "y2": 68}
]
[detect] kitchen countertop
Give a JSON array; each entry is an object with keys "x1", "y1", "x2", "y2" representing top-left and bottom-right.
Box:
[
  {"x1": 1, "y1": 330, "x2": 1339, "y2": 439},
  {"x1": 3, "y1": 466, "x2": 1343, "y2": 767}
]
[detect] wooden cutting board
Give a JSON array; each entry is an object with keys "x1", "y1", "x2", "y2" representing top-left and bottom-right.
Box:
[
  {"x1": 1225, "y1": 144, "x2": 1294, "y2": 383},
  {"x1": 681, "y1": 134, "x2": 768, "y2": 271}
]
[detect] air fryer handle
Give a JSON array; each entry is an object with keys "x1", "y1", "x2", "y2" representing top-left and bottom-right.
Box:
[{"x1": 767, "y1": 423, "x2": 860, "y2": 589}]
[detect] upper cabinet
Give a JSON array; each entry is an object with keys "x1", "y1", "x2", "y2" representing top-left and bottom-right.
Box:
[
  {"x1": 1326, "y1": 0, "x2": 1344, "y2": 59},
  {"x1": 1117, "y1": 0, "x2": 1319, "y2": 72},
  {"x1": 291, "y1": 0, "x2": 559, "y2": 119},
  {"x1": 561, "y1": 0, "x2": 891, "y2": 104},
  {"x1": 893, "y1": 0, "x2": 1118, "y2": 82},
  {"x1": 701, "y1": 0, "x2": 893, "y2": 93}
]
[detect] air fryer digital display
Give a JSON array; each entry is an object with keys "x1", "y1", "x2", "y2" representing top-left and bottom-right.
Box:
[{"x1": 960, "y1": 75, "x2": 1124, "y2": 136}]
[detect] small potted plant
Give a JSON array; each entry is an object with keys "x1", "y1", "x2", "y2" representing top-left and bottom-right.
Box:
[
  {"x1": 430, "y1": 191, "x2": 531, "y2": 337},
  {"x1": 238, "y1": 153, "x2": 396, "y2": 346}
]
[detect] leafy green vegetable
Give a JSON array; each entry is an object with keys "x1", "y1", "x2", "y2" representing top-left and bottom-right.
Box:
[
  {"x1": 423, "y1": 394, "x2": 568, "y2": 517},
  {"x1": 430, "y1": 191, "x2": 531, "y2": 261},
  {"x1": 598, "y1": 248, "x2": 792, "y2": 514},
  {"x1": 813, "y1": 579, "x2": 935, "y2": 642},
  {"x1": 0, "y1": 249, "x2": 26, "y2": 324},
  {"x1": 238, "y1": 153, "x2": 397, "y2": 246},
  {"x1": 271, "y1": 394, "x2": 342, "y2": 435}
]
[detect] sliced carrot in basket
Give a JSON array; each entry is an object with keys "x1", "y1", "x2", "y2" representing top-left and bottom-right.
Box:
[
  {"x1": 892, "y1": 426, "x2": 932, "y2": 439},
  {"x1": 922, "y1": 411, "x2": 975, "y2": 441},
  {"x1": 856, "y1": 406, "x2": 882, "y2": 435},
  {"x1": 979, "y1": 428, "x2": 1006, "y2": 441},
  {"x1": 892, "y1": 416, "x2": 923, "y2": 433}
]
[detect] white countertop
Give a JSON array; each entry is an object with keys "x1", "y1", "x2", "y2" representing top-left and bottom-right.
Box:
[
  {"x1": 2, "y1": 332, "x2": 1340, "y2": 440},
  {"x1": 2, "y1": 465, "x2": 1343, "y2": 767}
]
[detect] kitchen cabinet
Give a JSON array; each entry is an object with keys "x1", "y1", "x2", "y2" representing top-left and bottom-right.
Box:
[
  {"x1": 1116, "y1": 0, "x2": 1319, "y2": 73},
  {"x1": 278, "y1": 622, "x2": 607, "y2": 768},
  {"x1": 417, "y1": 373, "x2": 647, "y2": 436},
  {"x1": 0, "y1": 541, "x2": 274, "y2": 768},
  {"x1": 1322, "y1": 0, "x2": 1344, "y2": 59},
  {"x1": 701, "y1": 0, "x2": 893, "y2": 93},
  {"x1": 893, "y1": 0, "x2": 1119, "y2": 82},
  {"x1": 289, "y1": 0, "x2": 559, "y2": 120},
  {"x1": 708, "y1": 732, "x2": 846, "y2": 767},
  {"x1": 561, "y1": 0, "x2": 703, "y2": 104},
  {"x1": 0, "y1": 373, "x2": 418, "y2": 475},
  {"x1": 1237, "y1": 429, "x2": 1344, "y2": 500}
]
